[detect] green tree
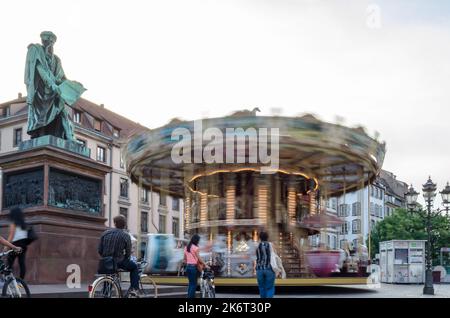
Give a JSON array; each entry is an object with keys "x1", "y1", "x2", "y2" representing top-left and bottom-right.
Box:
[{"x1": 369, "y1": 208, "x2": 450, "y2": 265}]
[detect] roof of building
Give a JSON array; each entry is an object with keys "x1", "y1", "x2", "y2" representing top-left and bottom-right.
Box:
[
  {"x1": 378, "y1": 169, "x2": 408, "y2": 199},
  {"x1": 0, "y1": 95, "x2": 148, "y2": 139},
  {"x1": 0, "y1": 94, "x2": 26, "y2": 108},
  {"x1": 72, "y1": 98, "x2": 148, "y2": 139}
]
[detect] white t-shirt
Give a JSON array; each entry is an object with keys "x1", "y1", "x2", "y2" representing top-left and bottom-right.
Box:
[{"x1": 13, "y1": 226, "x2": 28, "y2": 242}]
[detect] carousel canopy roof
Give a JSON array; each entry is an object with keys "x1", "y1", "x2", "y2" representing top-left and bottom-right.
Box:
[{"x1": 125, "y1": 113, "x2": 386, "y2": 197}]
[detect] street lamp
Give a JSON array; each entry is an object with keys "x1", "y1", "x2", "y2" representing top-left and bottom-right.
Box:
[
  {"x1": 404, "y1": 177, "x2": 450, "y2": 296},
  {"x1": 440, "y1": 182, "x2": 450, "y2": 215},
  {"x1": 405, "y1": 184, "x2": 419, "y2": 210}
]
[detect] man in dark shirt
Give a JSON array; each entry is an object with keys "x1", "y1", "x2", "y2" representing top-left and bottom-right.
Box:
[
  {"x1": 98, "y1": 215, "x2": 139, "y2": 294},
  {"x1": 254, "y1": 232, "x2": 275, "y2": 298}
]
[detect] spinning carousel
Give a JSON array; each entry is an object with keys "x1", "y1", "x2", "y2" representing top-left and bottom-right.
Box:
[{"x1": 125, "y1": 112, "x2": 385, "y2": 285}]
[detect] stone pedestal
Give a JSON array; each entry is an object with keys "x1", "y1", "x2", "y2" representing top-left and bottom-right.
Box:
[{"x1": 0, "y1": 137, "x2": 110, "y2": 284}]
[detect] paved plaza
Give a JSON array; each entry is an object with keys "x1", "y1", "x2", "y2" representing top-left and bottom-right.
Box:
[
  {"x1": 15, "y1": 283, "x2": 450, "y2": 298},
  {"x1": 215, "y1": 284, "x2": 450, "y2": 298}
]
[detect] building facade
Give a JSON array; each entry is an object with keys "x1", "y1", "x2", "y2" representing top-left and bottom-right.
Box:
[
  {"x1": 312, "y1": 170, "x2": 408, "y2": 251},
  {"x1": 338, "y1": 181, "x2": 386, "y2": 250},
  {"x1": 379, "y1": 170, "x2": 408, "y2": 217},
  {"x1": 0, "y1": 94, "x2": 184, "y2": 258}
]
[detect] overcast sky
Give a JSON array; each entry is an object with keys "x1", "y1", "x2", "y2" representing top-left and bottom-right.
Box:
[{"x1": 1, "y1": 0, "x2": 450, "y2": 205}]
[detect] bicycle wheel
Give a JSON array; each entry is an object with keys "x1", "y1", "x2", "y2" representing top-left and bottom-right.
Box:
[
  {"x1": 89, "y1": 277, "x2": 121, "y2": 298},
  {"x1": 2, "y1": 277, "x2": 31, "y2": 298},
  {"x1": 207, "y1": 283, "x2": 215, "y2": 298},
  {"x1": 200, "y1": 279, "x2": 214, "y2": 298},
  {"x1": 201, "y1": 280, "x2": 207, "y2": 298},
  {"x1": 139, "y1": 275, "x2": 158, "y2": 298},
  {"x1": 205, "y1": 281, "x2": 215, "y2": 298}
]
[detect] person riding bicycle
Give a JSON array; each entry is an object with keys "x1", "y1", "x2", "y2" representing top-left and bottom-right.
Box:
[
  {"x1": 0, "y1": 235, "x2": 22, "y2": 254},
  {"x1": 98, "y1": 215, "x2": 140, "y2": 297}
]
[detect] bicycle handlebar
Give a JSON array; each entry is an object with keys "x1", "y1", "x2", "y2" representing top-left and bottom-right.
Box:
[{"x1": 0, "y1": 249, "x2": 16, "y2": 257}]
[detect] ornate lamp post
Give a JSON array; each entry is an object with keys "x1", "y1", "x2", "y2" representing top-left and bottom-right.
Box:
[
  {"x1": 405, "y1": 184, "x2": 419, "y2": 211},
  {"x1": 440, "y1": 183, "x2": 450, "y2": 216},
  {"x1": 405, "y1": 177, "x2": 450, "y2": 295}
]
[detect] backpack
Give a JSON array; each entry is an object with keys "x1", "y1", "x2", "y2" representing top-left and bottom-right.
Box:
[
  {"x1": 26, "y1": 225, "x2": 38, "y2": 244},
  {"x1": 269, "y1": 243, "x2": 286, "y2": 279}
]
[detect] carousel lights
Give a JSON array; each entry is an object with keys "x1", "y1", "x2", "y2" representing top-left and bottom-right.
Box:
[
  {"x1": 186, "y1": 167, "x2": 319, "y2": 197},
  {"x1": 185, "y1": 196, "x2": 191, "y2": 230},
  {"x1": 233, "y1": 167, "x2": 261, "y2": 174},
  {"x1": 188, "y1": 169, "x2": 242, "y2": 183},
  {"x1": 188, "y1": 167, "x2": 316, "y2": 185},
  {"x1": 226, "y1": 185, "x2": 236, "y2": 225},
  {"x1": 200, "y1": 193, "x2": 208, "y2": 227},
  {"x1": 288, "y1": 188, "x2": 296, "y2": 225},
  {"x1": 258, "y1": 184, "x2": 268, "y2": 222},
  {"x1": 185, "y1": 183, "x2": 220, "y2": 198},
  {"x1": 310, "y1": 191, "x2": 317, "y2": 215},
  {"x1": 227, "y1": 230, "x2": 232, "y2": 276},
  {"x1": 253, "y1": 230, "x2": 258, "y2": 242},
  {"x1": 279, "y1": 232, "x2": 283, "y2": 259}
]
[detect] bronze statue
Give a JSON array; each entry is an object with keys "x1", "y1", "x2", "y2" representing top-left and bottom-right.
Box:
[{"x1": 24, "y1": 31, "x2": 85, "y2": 140}]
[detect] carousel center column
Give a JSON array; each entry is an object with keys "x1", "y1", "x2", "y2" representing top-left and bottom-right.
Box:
[
  {"x1": 199, "y1": 179, "x2": 208, "y2": 231},
  {"x1": 288, "y1": 175, "x2": 297, "y2": 228},
  {"x1": 257, "y1": 174, "x2": 269, "y2": 230},
  {"x1": 225, "y1": 174, "x2": 236, "y2": 277}
]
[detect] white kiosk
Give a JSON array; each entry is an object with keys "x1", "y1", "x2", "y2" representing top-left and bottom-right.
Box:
[{"x1": 380, "y1": 240, "x2": 426, "y2": 284}]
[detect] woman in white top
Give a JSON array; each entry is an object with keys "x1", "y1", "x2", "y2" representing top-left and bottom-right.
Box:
[{"x1": 6, "y1": 208, "x2": 29, "y2": 279}]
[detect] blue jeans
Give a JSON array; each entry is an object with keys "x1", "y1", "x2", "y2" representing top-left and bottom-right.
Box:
[
  {"x1": 117, "y1": 258, "x2": 139, "y2": 290},
  {"x1": 256, "y1": 268, "x2": 275, "y2": 298},
  {"x1": 186, "y1": 264, "x2": 198, "y2": 298}
]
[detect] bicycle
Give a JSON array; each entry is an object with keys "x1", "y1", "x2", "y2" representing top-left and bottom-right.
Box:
[
  {"x1": 88, "y1": 260, "x2": 158, "y2": 298},
  {"x1": 200, "y1": 265, "x2": 215, "y2": 298},
  {"x1": 0, "y1": 250, "x2": 31, "y2": 298}
]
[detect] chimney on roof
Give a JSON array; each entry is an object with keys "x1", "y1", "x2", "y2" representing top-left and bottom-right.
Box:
[
  {"x1": 18, "y1": 92, "x2": 22, "y2": 99},
  {"x1": 100, "y1": 104, "x2": 104, "y2": 108}
]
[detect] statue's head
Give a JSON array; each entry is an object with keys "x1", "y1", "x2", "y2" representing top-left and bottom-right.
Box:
[{"x1": 40, "y1": 31, "x2": 57, "y2": 48}]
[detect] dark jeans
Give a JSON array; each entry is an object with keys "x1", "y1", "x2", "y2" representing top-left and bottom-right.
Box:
[
  {"x1": 117, "y1": 258, "x2": 139, "y2": 290},
  {"x1": 186, "y1": 264, "x2": 198, "y2": 298},
  {"x1": 7, "y1": 239, "x2": 28, "y2": 280},
  {"x1": 256, "y1": 268, "x2": 275, "y2": 298}
]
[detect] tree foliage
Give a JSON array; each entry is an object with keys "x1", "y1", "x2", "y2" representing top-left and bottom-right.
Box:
[{"x1": 369, "y1": 208, "x2": 450, "y2": 265}]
